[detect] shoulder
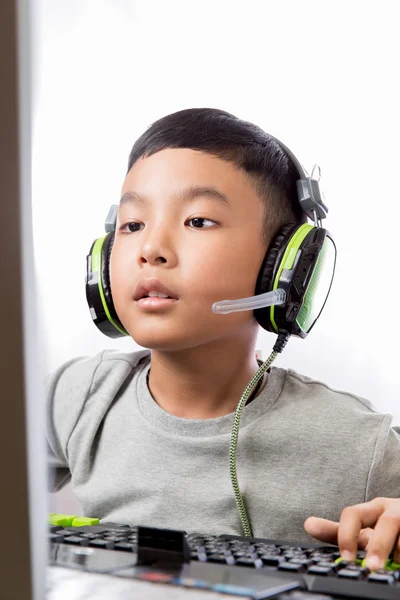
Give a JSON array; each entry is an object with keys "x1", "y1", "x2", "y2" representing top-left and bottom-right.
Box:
[
  {"x1": 275, "y1": 366, "x2": 395, "y2": 442},
  {"x1": 277, "y1": 368, "x2": 400, "y2": 483},
  {"x1": 274, "y1": 368, "x2": 400, "y2": 501},
  {"x1": 283, "y1": 368, "x2": 378, "y2": 414},
  {"x1": 46, "y1": 348, "x2": 150, "y2": 461},
  {"x1": 46, "y1": 348, "x2": 150, "y2": 405}
]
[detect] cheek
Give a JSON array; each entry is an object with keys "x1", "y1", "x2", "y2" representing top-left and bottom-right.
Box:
[
  {"x1": 109, "y1": 247, "x2": 131, "y2": 305},
  {"x1": 181, "y1": 239, "x2": 265, "y2": 299},
  {"x1": 181, "y1": 242, "x2": 264, "y2": 336}
]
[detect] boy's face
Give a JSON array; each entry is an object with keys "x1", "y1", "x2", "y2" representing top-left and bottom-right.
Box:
[{"x1": 111, "y1": 148, "x2": 268, "y2": 351}]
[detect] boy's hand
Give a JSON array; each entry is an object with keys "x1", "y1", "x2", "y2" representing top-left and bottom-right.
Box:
[{"x1": 304, "y1": 497, "x2": 400, "y2": 570}]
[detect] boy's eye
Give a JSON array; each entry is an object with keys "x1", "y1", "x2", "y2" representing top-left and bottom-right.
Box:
[
  {"x1": 120, "y1": 222, "x2": 144, "y2": 233},
  {"x1": 187, "y1": 217, "x2": 216, "y2": 229}
]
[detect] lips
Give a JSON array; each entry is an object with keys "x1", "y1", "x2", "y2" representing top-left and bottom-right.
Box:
[{"x1": 134, "y1": 278, "x2": 179, "y2": 301}]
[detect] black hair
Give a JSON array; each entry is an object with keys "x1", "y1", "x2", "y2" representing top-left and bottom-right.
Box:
[{"x1": 127, "y1": 108, "x2": 306, "y2": 243}]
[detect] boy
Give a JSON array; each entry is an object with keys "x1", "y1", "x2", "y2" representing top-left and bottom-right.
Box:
[{"x1": 47, "y1": 108, "x2": 400, "y2": 571}]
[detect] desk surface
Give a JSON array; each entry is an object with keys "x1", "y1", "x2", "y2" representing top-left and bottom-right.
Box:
[{"x1": 47, "y1": 567, "x2": 243, "y2": 599}]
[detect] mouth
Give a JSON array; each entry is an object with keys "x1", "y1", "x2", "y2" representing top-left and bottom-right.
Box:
[
  {"x1": 134, "y1": 278, "x2": 179, "y2": 310},
  {"x1": 136, "y1": 296, "x2": 178, "y2": 310}
]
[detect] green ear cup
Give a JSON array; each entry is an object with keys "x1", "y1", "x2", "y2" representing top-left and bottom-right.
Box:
[
  {"x1": 296, "y1": 234, "x2": 336, "y2": 334},
  {"x1": 270, "y1": 223, "x2": 314, "y2": 332},
  {"x1": 255, "y1": 224, "x2": 336, "y2": 337}
]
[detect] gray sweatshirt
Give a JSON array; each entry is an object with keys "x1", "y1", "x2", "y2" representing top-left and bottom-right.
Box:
[{"x1": 47, "y1": 349, "x2": 400, "y2": 543}]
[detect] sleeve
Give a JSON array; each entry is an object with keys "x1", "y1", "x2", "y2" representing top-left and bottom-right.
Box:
[
  {"x1": 46, "y1": 352, "x2": 104, "y2": 492},
  {"x1": 365, "y1": 417, "x2": 400, "y2": 501}
]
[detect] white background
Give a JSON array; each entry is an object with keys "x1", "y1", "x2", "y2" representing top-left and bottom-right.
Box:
[{"x1": 32, "y1": 1, "x2": 400, "y2": 514}]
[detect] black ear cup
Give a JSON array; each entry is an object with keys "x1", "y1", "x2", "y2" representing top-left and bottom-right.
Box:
[
  {"x1": 254, "y1": 224, "x2": 297, "y2": 332},
  {"x1": 99, "y1": 232, "x2": 123, "y2": 328}
]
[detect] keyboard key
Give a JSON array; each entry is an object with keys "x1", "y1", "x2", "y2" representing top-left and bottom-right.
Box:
[
  {"x1": 255, "y1": 543, "x2": 279, "y2": 552},
  {"x1": 314, "y1": 561, "x2": 339, "y2": 573},
  {"x1": 88, "y1": 539, "x2": 115, "y2": 550},
  {"x1": 258, "y1": 547, "x2": 281, "y2": 556},
  {"x1": 337, "y1": 568, "x2": 364, "y2": 580},
  {"x1": 197, "y1": 552, "x2": 208, "y2": 562},
  {"x1": 55, "y1": 529, "x2": 74, "y2": 536},
  {"x1": 334, "y1": 559, "x2": 353, "y2": 569},
  {"x1": 384, "y1": 559, "x2": 400, "y2": 572},
  {"x1": 207, "y1": 553, "x2": 226, "y2": 563},
  {"x1": 367, "y1": 571, "x2": 396, "y2": 585},
  {"x1": 65, "y1": 525, "x2": 108, "y2": 534},
  {"x1": 71, "y1": 517, "x2": 100, "y2": 527},
  {"x1": 259, "y1": 554, "x2": 284, "y2": 566},
  {"x1": 99, "y1": 522, "x2": 131, "y2": 529},
  {"x1": 49, "y1": 525, "x2": 61, "y2": 534},
  {"x1": 278, "y1": 562, "x2": 306, "y2": 572},
  {"x1": 102, "y1": 535, "x2": 127, "y2": 542},
  {"x1": 235, "y1": 557, "x2": 263, "y2": 568},
  {"x1": 114, "y1": 542, "x2": 135, "y2": 552},
  {"x1": 48, "y1": 514, "x2": 77, "y2": 527},
  {"x1": 63, "y1": 536, "x2": 88, "y2": 546},
  {"x1": 308, "y1": 565, "x2": 334, "y2": 576},
  {"x1": 290, "y1": 558, "x2": 314, "y2": 567},
  {"x1": 310, "y1": 553, "x2": 328, "y2": 564},
  {"x1": 49, "y1": 533, "x2": 64, "y2": 543}
]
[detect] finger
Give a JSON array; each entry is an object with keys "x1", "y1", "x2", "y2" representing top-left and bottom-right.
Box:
[
  {"x1": 364, "y1": 510, "x2": 400, "y2": 571},
  {"x1": 304, "y1": 517, "x2": 339, "y2": 544},
  {"x1": 337, "y1": 499, "x2": 387, "y2": 561},
  {"x1": 357, "y1": 527, "x2": 374, "y2": 551},
  {"x1": 305, "y1": 517, "x2": 373, "y2": 551}
]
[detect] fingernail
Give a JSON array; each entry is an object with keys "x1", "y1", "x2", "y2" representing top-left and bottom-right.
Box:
[
  {"x1": 366, "y1": 554, "x2": 382, "y2": 571},
  {"x1": 341, "y1": 551, "x2": 355, "y2": 561}
]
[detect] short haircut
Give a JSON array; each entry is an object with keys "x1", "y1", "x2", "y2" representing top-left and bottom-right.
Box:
[{"x1": 127, "y1": 108, "x2": 306, "y2": 243}]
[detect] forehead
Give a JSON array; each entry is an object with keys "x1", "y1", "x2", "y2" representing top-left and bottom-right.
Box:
[{"x1": 121, "y1": 148, "x2": 261, "y2": 205}]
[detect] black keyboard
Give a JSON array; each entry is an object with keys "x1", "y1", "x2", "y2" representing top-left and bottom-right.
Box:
[{"x1": 49, "y1": 523, "x2": 400, "y2": 599}]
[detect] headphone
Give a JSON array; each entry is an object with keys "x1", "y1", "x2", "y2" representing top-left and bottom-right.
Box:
[{"x1": 85, "y1": 136, "x2": 336, "y2": 340}]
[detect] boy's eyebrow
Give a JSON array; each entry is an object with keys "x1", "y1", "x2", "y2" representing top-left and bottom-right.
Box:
[{"x1": 119, "y1": 186, "x2": 230, "y2": 208}]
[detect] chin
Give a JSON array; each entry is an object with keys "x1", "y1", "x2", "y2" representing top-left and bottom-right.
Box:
[
  {"x1": 120, "y1": 309, "x2": 254, "y2": 351},
  {"x1": 126, "y1": 324, "x2": 215, "y2": 353},
  {"x1": 132, "y1": 337, "x2": 198, "y2": 352}
]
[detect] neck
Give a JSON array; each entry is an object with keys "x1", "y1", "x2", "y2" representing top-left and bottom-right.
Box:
[{"x1": 147, "y1": 325, "x2": 265, "y2": 419}]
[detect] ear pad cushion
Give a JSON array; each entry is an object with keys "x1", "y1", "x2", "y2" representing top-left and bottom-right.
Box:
[
  {"x1": 256, "y1": 223, "x2": 298, "y2": 295},
  {"x1": 255, "y1": 223, "x2": 298, "y2": 332},
  {"x1": 100, "y1": 232, "x2": 122, "y2": 327}
]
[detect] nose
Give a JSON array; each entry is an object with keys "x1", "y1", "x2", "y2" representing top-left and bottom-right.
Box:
[{"x1": 137, "y1": 223, "x2": 177, "y2": 267}]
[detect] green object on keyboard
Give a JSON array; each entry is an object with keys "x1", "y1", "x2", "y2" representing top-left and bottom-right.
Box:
[
  {"x1": 48, "y1": 514, "x2": 100, "y2": 527},
  {"x1": 335, "y1": 555, "x2": 400, "y2": 571},
  {"x1": 334, "y1": 556, "x2": 363, "y2": 566},
  {"x1": 71, "y1": 517, "x2": 100, "y2": 526},
  {"x1": 360, "y1": 558, "x2": 400, "y2": 572},
  {"x1": 49, "y1": 514, "x2": 78, "y2": 526}
]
